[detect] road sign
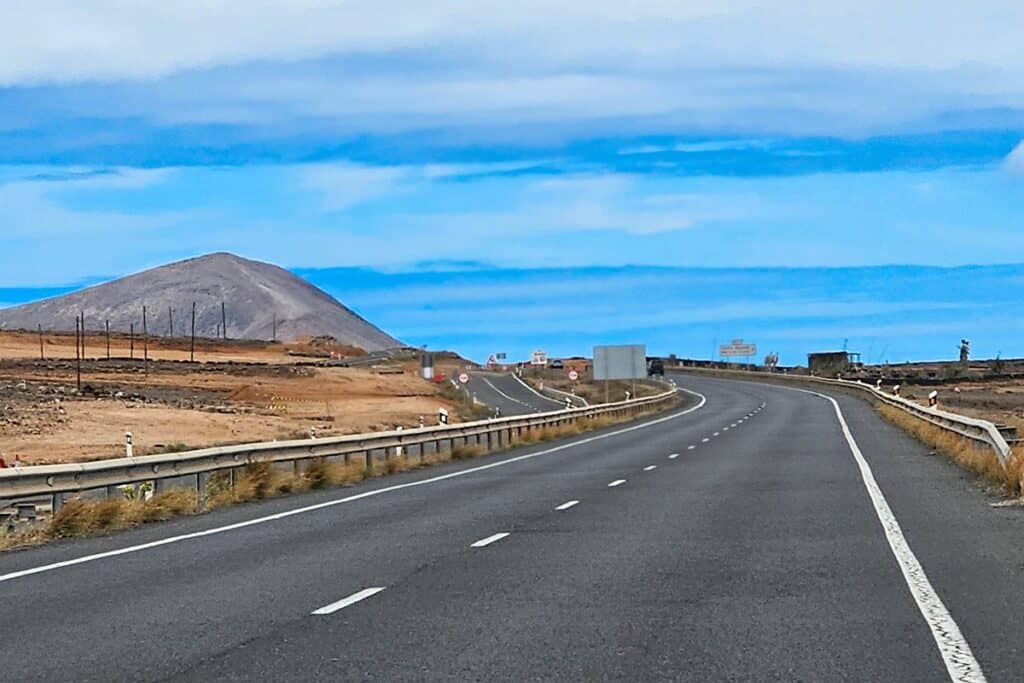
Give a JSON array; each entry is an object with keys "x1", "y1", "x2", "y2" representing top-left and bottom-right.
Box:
[
  {"x1": 458, "y1": 372, "x2": 470, "y2": 384},
  {"x1": 720, "y1": 339, "x2": 757, "y2": 358},
  {"x1": 568, "y1": 370, "x2": 579, "y2": 381},
  {"x1": 496, "y1": 352, "x2": 507, "y2": 360},
  {"x1": 531, "y1": 349, "x2": 548, "y2": 366},
  {"x1": 593, "y1": 344, "x2": 646, "y2": 380}
]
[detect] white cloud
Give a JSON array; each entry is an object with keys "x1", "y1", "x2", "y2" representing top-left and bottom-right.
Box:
[
  {"x1": 298, "y1": 162, "x2": 409, "y2": 212},
  {"x1": 6, "y1": 2, "x2": 1024, "y2": 87},
  {"x1": 1006, "y1": 142, "x2": 1024, "y2": 174},
  {"x1": 4, "y1": 4, "x2": 1024, "y2": 139}
]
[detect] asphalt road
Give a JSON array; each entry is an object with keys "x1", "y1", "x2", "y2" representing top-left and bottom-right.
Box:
[
  {"x1": 462, "y1": 372, "x2": 565, "y2": 416},
  {"x1": 3, "y1": 374, "x2": 1024, "y2": 681}
]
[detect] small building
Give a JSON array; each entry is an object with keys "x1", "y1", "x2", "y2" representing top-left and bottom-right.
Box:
[{"x1": 808, "y1": 351, "x2": 861, "y2": 376}]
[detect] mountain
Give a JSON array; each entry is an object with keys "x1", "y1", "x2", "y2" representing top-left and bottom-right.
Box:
[{"x1": 0, "y1": 253, "x2": 401, "y2": 350}]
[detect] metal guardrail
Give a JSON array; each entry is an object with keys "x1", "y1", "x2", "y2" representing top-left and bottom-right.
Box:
[
  {"x1": 532, "y1": 382, "x2": 589, "y2": 408},
  {"x1": 680, "y1": 368, "x2": 1013, "y2": 466},
  {"x1": 0, "y1": 387, "x2": 679, "y2": 510}
]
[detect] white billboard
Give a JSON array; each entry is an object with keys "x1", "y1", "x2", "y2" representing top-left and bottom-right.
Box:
[{"x1": 594, "y1": 344, "x2": 647, "y2": 380}]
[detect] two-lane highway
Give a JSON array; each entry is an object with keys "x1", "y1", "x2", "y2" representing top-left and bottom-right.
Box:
[{"x1": 3, "y1": 375, "x2": 1024, "y2": 681}]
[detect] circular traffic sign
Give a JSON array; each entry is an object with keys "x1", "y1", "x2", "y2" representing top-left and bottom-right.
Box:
[
  {"x1": 568, "y1": 370, "x2": 579, "y2": 381},
  {"x1": 458, "y1": 372, "x2": 470, "y2": 384}
]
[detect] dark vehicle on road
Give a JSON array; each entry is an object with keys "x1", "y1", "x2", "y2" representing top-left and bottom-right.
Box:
[
  {"x1": 647, "y1": 358, "x2": 664, "y2": 376},
  {"x1": 549, "y1": 359, "x2": 564, "y2": 369}
]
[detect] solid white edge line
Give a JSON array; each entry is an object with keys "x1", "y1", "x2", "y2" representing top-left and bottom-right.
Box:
[
  {"x1": 796, "y1": 387, "x2": 986, "y2": 682},
  {"x1": 471, "y1": 532, "x2": 510, "y2": 548},
  {"x1": 0, "y1": 387, "x2": 708, "y2": 585},
  {"x1": 644, "y1": 465, "x2": 657, "y2": 471},
  {"x1": 608, "y1": 479, "x2": 626, "y2": 487},
  {"x1": 312, "y1": 586, "x2": 386, "y2": 615},
  {"x1": 555, "y1": 500, "x2": 580, "y2": 511}
]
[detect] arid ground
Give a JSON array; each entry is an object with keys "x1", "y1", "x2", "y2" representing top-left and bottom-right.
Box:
[{"x1": 0, "y1": 330, "x2": 471, "y2": 464}]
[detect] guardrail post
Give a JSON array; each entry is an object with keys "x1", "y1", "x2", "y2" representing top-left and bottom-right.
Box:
[
  {"x1": 196, "y1": 472, "x2": 209, "y2": 511},
  {"x1": 364, "y1": 451, "x2": 373, "y2": 476},
  {"x1": 51, "y1": 493, "x2": 63, "y2": 514}
]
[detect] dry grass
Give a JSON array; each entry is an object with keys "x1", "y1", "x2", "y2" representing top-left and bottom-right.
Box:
[
  {"x1": 2, "y1": 399, "x2": 679, "y2": 552},
  {"x1": 876, "y1": 404, "x2": 1024, "y2": 496},
  {"x1": 450, "y1": 444, "x2": 487, "y2": 460},
  {"x1": 0, "y1": 489, "x2": 199, "y2": 551}
]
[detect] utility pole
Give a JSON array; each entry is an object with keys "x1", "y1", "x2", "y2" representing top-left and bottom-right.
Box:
[
  {"x1": 38, "y1": 324, "x2": 44, "y2": 360},
  {"x1": 105, "y1": 319, "x2": 110, "y2": 360},
  {"x1": 79, "y1": 312, "x2": 85, "y2": 360},
  {"x1": 190, "y1": 301, "x2": 196, "y2": 363},
  {"x1": 74, "y1": 317, "x2": 82, "y2": 391},
  {"x1": 221, "y1": 301, "x2": 227, "y2": 340},
  {"x1": 142, "y1": 305, "x2": 149, "y2": 376},
  {"x1": 168, "y1": 306, "x2": 174, "y2": 338},
  {"x1": 272, "y1": 313, "x2": 277, "y2": 342},
  {"x1": 130, "y1": 323, "x2": 135, "y2": 360}
]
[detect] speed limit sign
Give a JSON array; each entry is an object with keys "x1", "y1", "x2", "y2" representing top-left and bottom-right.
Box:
[
  {"x1": 458, "y1": 372, "x2": 470, "y2": 384},
  {"x1": 568, "y1": 370, "x2": 579, "y2": 381}
]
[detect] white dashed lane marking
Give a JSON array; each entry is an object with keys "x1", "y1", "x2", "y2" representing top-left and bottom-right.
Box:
[
  {"x1": 471, "y1": 533, "x2": 510, "y2": 548},
  {"x1": 644, "y1": 465, "x2": 657, "y2": 472},
  {"x1": 312, "y1": 587, "x2": 386, "y2": 616},
  {"x1": 555, "y1": 500, "x2": 579, "y2": 511},
  {"x1": 608, "y1": 479, "x2": 626, "y2": 488}
]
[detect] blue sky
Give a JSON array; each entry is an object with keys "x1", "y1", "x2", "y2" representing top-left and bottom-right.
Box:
[{"x1": 2, "y1": 2, "x2": 1024, "y2": 363}]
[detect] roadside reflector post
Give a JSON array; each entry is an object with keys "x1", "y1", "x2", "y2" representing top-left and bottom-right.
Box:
[
  {"x1": 928, "y1": 390, "x2": 938, "y2": 408},
  {"x1": 439, "y1": 408, "x2": 449, "y2": 425},
  {"x1": 125, "y1": 432, "x2": 134, "y2": 458},
  {"x1": 396, "y1": 426, "x2": 404, "y2": 458},
  {"x1": 893, "y1": 384, "x2": 901, "y2": 397}
]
